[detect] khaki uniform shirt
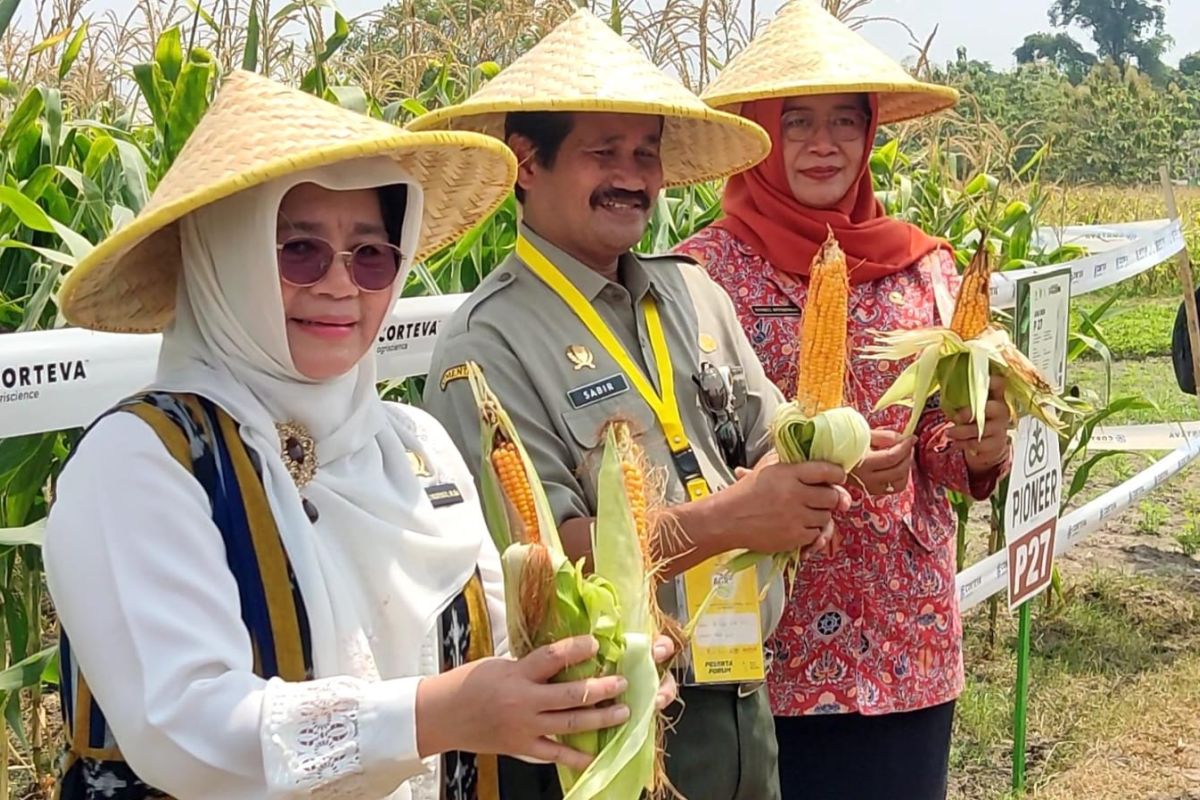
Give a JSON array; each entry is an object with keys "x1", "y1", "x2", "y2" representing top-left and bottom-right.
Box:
[{"x1": 423, "y1": 225, "x2": 786, "y2": 645}]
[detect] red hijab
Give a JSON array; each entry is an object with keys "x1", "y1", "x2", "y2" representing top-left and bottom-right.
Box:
[{"x1": 715, "y1": 95, "x2": 951, "y2": 284}]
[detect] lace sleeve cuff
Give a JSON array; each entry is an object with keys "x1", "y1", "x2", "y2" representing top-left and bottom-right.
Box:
[{"x1": 261, "y1": 675, "x2": 427, "y2": 799}]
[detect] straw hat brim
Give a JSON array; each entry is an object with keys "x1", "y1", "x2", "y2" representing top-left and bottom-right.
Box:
[
  {"x1": 410, "y1": 99, "x2": 770, "y2": 188},
  {"x1": 706, "y1": 80, "x2": 960, "y2": 126},
  {"x1": 58, "y1": 70, "x2": 517, "y2": 334}
]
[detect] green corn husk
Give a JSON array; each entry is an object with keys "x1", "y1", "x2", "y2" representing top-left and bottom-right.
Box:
[{"x1": 466, "y1": 363, "x2": 662, "y2": 799}]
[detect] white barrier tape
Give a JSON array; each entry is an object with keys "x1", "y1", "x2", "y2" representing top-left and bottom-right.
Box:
[
  {"x1": 956, "y1": 434, "x2": 1200, "y2": 612},
  {"x1": 0, "y1": 294, "x2": 466, "y2": 438},
  {"x1": 1087, "y1": 422, "x2": 1200, "y2": 451},
  {"x1": 991, "y1": 218, "x2": 1185, "y2": 308}
]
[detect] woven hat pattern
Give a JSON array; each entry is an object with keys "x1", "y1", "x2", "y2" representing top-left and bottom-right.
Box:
[
  {"x1": 407, "y1": 9, "x2": 770, "y2": 187},
  {"x1": 59, "y1": 70, "x2": 516, "y2": 333},
  {"x1": 702, "y1": 0, "x2": 959, "y2": 124}
]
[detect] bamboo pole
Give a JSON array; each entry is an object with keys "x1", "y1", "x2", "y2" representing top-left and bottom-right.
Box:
[{"x1": 1160, "y1": 166, "x2": 1200, "y2": 415}]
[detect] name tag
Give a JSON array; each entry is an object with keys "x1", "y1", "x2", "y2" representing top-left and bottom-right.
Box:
[
  {"x1": 567, "y1": 373, "x2": 630, "y2": 409},
  {"x1": 425, "y1": 483, "x2": 464, "y2": 508},
  {"x1": 751, "y1": 304, "x2": 801, "y2": 317}
]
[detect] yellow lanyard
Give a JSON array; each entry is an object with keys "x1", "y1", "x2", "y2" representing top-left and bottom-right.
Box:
[{"x1": 515, "y1": 236, "x2": 710, "y2": 501}]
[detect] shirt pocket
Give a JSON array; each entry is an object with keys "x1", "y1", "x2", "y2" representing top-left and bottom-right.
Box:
[{"x1": 561, "y1": 397, "x2": 658, "y2": 453}]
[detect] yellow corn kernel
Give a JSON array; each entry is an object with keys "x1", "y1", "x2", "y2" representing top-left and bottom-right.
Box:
[
  {"x1": 795, "y1": 231, "x2": 850, "y2": 417},
  {"x1": 490, "y1": 440, "x2": 540, "y2": 543},
  {"x1": 949, "y1": 243, "x2": 992, "y2": 340}
]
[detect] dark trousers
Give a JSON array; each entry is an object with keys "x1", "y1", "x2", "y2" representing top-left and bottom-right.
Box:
[
  {"x1": 775, "y1": 700, "x2": 956, "y2": 800},
  {"x1": 499, "y1": 683, "x2": 780, "y2": 800}
]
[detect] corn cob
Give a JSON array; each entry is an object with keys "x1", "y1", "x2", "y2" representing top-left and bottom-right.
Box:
[
  {"x1": 795, "y1": 234, "x2": 850, "y2": 416},
  {"x1": 691, "y1": 231, "x2": 870, "y2": 611},
  {"x1": 491, "y1": 439, "x2": 540, "y2": 542},
  {"x1": 466, "y1": 363, "x2": 664, "y2": 800},
  {"x1": 867, "y1": 238, "x2": 1087, "y2": 436}
]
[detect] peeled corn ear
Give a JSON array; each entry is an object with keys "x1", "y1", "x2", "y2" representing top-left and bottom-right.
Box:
[
  {"x1": 866, "y1": 240, "x2": 1088, "y2": 436},
  {"x1": 466, "y1": 363, "x2": 664, "y2": 799}
]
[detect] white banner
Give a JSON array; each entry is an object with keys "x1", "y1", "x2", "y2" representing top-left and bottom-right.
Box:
[
  {"x1": 991, "y1": 218, "x2": 1185, "y2": 308},
  {"x1": 1086, "y1": 422, "x2": 1200, "y2": 451},
  {"x1": 0, "y1": 294, "x2": 466, "y2": 438},
  {"x1": 957, "y1": 433, "x2": 1200, "y2": 613}
]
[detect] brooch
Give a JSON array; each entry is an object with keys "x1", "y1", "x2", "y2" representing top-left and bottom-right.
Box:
[{"x1": 276, "y1": 421, "x2": 318, "y2": 489}]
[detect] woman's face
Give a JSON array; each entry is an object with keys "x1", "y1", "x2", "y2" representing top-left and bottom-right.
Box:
[
  {"x1": 276, "y1": 183, "x2": 399, "y2": 380},
  {"x1": 779, "y1": 93, "x2": 871, "y2": 210}
]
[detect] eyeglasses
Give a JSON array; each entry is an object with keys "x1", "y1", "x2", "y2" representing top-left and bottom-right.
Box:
[
  {"x1": 275, "y1": 236, "x2": 403, "y2": 292},
  {"x1": 780, "y1": 109, "x2": 870, "y2": 144}
]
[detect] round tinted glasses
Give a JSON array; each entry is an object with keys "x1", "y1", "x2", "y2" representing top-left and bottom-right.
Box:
[{"x1": 275, "y1": 236, "x2": 403, "y2": 293}]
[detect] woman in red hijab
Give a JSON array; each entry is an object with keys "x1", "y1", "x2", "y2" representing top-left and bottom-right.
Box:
[{"x1": 676, "y1": 3, "x2": 1014, "y2": 798}]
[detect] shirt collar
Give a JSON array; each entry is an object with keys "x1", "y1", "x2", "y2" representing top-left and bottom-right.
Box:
[{"x1": 517, "y1": 222, "x2": 671, "y2": 305}]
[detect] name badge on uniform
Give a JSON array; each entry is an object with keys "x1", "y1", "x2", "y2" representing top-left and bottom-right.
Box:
[
  {"x1": 425, "y1": 482, "x2": 464, "y2": 508},
  {"x1": 567, "y1": 373, "x2": 630, "y2": 409},
  {"x1": 751, "y1": 304, "x2": 801, "y2": 317}
]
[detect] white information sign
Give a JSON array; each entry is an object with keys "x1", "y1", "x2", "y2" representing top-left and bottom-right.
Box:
[{"x1": 1004, "y1": 268, "x2": 1070, "y2": 609}]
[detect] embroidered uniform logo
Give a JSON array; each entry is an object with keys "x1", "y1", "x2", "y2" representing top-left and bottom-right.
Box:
[
  {"x1": 425, "y1": 482, "x2": 464, "y2": 507},
  {"x1": 567, "y1": 374, "x2": 630, "y2": 409},
  {"x1": 440, "y1": 363, "x2": 471, "y2": 390},
  {"x1": 750, "y1": 304, "x2": 800, "y2": 317},
  {"x1": 566, "y1": 345, "x2": 596, "y2": 370},
  {"x1": 407, "y1": 450, "x2": 432, "y2": 477}
]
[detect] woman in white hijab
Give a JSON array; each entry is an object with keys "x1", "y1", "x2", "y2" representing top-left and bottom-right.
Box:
[{"x1": 46, "y1": 72, "x2": 673, "y2": 800}]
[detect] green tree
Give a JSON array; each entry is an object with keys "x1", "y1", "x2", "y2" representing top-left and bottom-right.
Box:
[
  {"x1": 1048, "y1": 0, "x2": 1171, "y2": 76},
  {"x1": 1180, "y1": 50, "x2": 1200, "y2": 77},
  {"x1": 1015, "y1": 31, "x2": 1097, "y2": 84}
]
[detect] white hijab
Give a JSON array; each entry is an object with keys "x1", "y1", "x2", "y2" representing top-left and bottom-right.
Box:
[{"x1": 153, "y1": 158, "x2": 482, "y2": 680}]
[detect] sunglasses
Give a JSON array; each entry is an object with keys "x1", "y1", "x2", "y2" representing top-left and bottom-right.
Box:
[
  {"x1": 694, "y1": 363, "x2": 741, "y2": 460},
  {"x1": 275, "y1": 236, "x2": 403, "y2": 292}
]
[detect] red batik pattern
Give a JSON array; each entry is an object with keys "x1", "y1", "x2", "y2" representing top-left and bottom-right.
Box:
[{"x1": 679, "y1": 225, "x2": 1001, "y2": 717}]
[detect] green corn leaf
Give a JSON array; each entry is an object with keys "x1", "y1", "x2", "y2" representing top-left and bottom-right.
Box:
[
  {"x1": 609, "y1": 0, "x2": 622, "y2": 34},
  {"x1": 155, "y1": 27, "x2": 184, "y2": 83},
  {"x1": 0, "y1": 646, "x2": 57, "y2": 693},
  {"x1": 0, "y1": 186, "x2": 54, "y2": 232},
  {"x1": 0, "y1": 240, "x2": 76, "y2": 268},
  {"x1": 81, "y1": 133, "x2": 116, "y2": 177},
  {"x1": 183, "y1": 0, "x2": 218, "y2": 33},
  {"x1": 0, "y1": 77, "x2": 17, "y2": 97},
  {"x1": 324, "y1": 85, "x2": 367, "y2": 114},
  {"x1": 28, "y1": 27, "x2": 70, "y2": 56},
  {"x1": 0, "y1": 0, "x2": 19, "y2": 39},
  {"x1": 319, "y1": 11, "x2": 350, "y2": 62},
  {"x1": 0, "y1": 88, "x2": 43, "y2": 152},
  {"x1": 58, "y1": 22, "x2": 87, "y2": 80},
  {"x1": 17, "y1": 262, "x2": 65, "y2": 331},
  {"x1": 132, "y1": 62, "x2": 168, "y2": 130},
  {"x1": 242, "y1": 0, "x2": 261, "y2": 71},
  {"x1": 164, "y1": 58, "x2": 213, "y2": 162},
  {"x1": 477, "y1": 61, "x2": 501, "y2": 79},
  {"x1": 113, "y1": 138, "x2": 151, "y2": 211},
  {"x1": 40, "y1": 86, "x2": 62, "y2": 163}
]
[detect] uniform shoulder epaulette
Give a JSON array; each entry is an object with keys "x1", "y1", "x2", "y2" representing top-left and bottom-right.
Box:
[
  {"x1": 638, "y1": 250, "x2": 703, "y2": 268},
  {"x1": 440, "y1": 261, "x2": 521, "y2": 338}
]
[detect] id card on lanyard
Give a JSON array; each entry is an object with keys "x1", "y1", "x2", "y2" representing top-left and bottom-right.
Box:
[{"x1": 516, "y1": 236, "x2": 765, "y2": 685}]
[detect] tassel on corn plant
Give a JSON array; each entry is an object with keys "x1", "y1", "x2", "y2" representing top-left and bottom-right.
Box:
[
  {"x1": 866, "y1": 238, "x2": 1085, "y2": 436},
  {"x1": 467, "y1": 363, "x2": 667, "y2": 799}
]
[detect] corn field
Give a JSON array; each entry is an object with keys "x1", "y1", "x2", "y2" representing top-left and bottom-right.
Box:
[{"x1": 0, "y1": 0, "x2": 1194, "y2": 795}]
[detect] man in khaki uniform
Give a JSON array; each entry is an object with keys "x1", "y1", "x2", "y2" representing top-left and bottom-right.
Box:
[{"x1": 413, "y1": 10, "x2": 850, "y2": 800}]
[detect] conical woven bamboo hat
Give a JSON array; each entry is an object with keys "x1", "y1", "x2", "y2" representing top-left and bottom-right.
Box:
[
  {"x1": 406, "y1": 9, "x2": 770, "y2": 187},
  {"x1": 59, "y1": 69, "x2": 517, "y2": 333},
  {"x1": 702, "y1": 0, "x2": 959, "y2": 124}
]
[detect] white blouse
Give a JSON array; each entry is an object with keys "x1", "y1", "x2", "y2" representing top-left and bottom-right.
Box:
[{"x1": 44, "y1": 406, "x2": 507, "y2": 800}]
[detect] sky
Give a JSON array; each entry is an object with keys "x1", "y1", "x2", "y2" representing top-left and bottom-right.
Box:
[{"x1": 29, "y1": 0, "x2": 1200, "y2": 70}]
